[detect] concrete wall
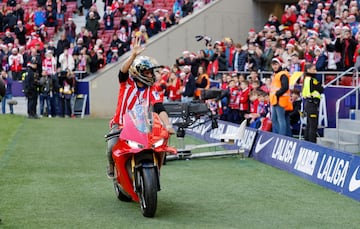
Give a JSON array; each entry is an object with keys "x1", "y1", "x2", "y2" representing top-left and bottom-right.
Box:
[{"x1": 88, "y1": 0, "x2": 286, "y2": 118}]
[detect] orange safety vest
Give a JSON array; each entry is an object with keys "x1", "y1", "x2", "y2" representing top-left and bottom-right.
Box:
[
  {"x1": 269, "y1": 70, "x2": 293, "y2": 111},
  {"x1": 195, "y1": 73, "x2": 211, "y2": 97}
]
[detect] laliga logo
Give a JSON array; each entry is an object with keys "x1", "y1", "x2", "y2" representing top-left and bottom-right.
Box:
[{"x1": 349, "y1": 166, "x2": 360, "y2": 192}]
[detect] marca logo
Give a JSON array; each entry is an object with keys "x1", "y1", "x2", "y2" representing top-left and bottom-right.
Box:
[
  {"x1": 294, "y1": 147, "x2": 319, "y2": 176},
  {"x1": 271, "y1": 138, "x2": 296, "y2": 164},
  {"x1": 254, "y1": 135, "x2": 273, "y2": 154},
  {"x1": 317, "y1": 154, "x2": 349, "y2": 188},
  {"x1": 349, "y1": 166, "x2": 360, "y2": 192}
]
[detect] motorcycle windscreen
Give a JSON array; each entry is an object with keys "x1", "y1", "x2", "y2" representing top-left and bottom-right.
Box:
[{"x1": 120, "y1": 105, "x2": 151, "y2": 146}]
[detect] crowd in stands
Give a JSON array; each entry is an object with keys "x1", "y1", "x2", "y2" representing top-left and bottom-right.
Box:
[
  {"x1": 0, "y1": 0, "x2": 211, "y2": 117},
  {"x1": 2, "y1": 0, "x2": 360, "y2": 126},
  {"x1": 154, "y1": 0, "x2": 360, "y2": 136}
]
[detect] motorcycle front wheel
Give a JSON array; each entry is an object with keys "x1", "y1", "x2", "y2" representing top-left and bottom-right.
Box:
[
  {"x1": 114, "y1": 183, "x2": 132, "y2": 202},
  {"x1": 138, "y1": 166, "x2": 158, "y2": 217}
]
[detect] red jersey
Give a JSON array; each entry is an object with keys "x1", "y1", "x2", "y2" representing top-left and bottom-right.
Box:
[
  {"x1": 111, "y1": 77, "x2": 163, "y2": 126},
  {"x1": 228, "y1": 87, "x2": 240, "y2": 109},
  {"x1": 153, "y1": 79, "x2": 167, "y2": 101},
  {"x1": 250, "y1": 98, "x2": 259, "y2": 113},
  {"x1": 167, "y1": 78, "x2": 182, "y2": 101},
  {"x1": 239, "y1": 87, "x2": 250, "y2": 111}
]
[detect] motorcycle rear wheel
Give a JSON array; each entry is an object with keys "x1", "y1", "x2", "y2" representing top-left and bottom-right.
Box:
[{"x1": 138, "y1": 166, "x2": 158, "y2": 217}]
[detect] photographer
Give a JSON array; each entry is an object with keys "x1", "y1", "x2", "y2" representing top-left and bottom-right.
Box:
[
  {"x1": 39, "y1": 70, "x2": 53, "y2": 118},
  {"x1": 209, "y1": 45, "x2": 227, "y2": 80}
]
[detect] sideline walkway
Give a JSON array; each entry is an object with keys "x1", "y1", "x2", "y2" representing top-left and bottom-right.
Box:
[{"x1": 1, "y1": 97, "x2": 27, "y2": 116}]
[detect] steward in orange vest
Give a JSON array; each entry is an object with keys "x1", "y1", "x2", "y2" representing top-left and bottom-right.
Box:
[
  {"x1": 269, "y1": 57, "x2": 293, "y2": 137},
  {"x1": 195, "y1": 66, "x2": 211, "y2": 99}
]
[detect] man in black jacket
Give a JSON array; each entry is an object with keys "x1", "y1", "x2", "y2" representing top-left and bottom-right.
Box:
[
  {"x1": 23, "y1": 51, "x2": 40, "y2": 119},
  {"x1": 181, "y1": 65, "x2": 196, "y2": 102}
]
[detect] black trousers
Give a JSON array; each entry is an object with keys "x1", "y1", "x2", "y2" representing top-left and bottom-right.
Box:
[
  {"x1": 27, "y1": 92, "x2": 38, "y2": 117},
  {"x1": 304, "y1": 101, "x2": 319, "y2": 143}
]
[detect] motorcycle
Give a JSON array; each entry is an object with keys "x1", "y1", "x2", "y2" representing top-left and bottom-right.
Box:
[{"x1": 105, "y1": 104, "x2": 177, "y2": 217}]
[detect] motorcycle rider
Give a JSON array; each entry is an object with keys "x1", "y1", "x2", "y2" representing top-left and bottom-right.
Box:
[{"x1": 106, "y1": 37, "x2": 175, "y2": 178}]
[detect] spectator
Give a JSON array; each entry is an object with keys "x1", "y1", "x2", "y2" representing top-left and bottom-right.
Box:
[
  {"x1": 64, "y1": 18, "x2": 77, "y2": 44},
  {"x1": 182, "y1": 0, "x2": 193, "y2": 17},
  {"x1": 83, "y1": 0, "x2": 96, "y2": 18},
  {"x1": 152, "y1": 72, "x2": 166, "y2": 102},
  {"x1": 210, "y1": 45, "x2": 227, "y2": 80},
  {"x1": 288, "y1": 52, "x2": 303, "y2": 74},
  {"x1": 89, "y1": 49, "x2": 99, "y2": 73},
  {"x1": 34, "y1": 6, "x2": 46, "y2": 27},
  {"x1": 3, "y1": 29, "x2": 15, "y2": 45},
  {"x1": 59, "y1": 48, "x2": 75, "y2": 72},
  {"x1": 55, "y1": 0, "x2": 67, "y2": 27},
  {"x1": 289, "y1": 88, "x2": 302, "y2": 136},
  {"x1": 163, "y1": 10, "x2": 175, "y2": 29},
  {"x1": 42, "y1": 50, "x2": 57, "y2": 77},
  {"x1": 132, "y1": 0, "x2": 147, "y2": 23},
  {"x1": 14, "y1": 4, "x2": 25, "y2": 23},
  {"x1": 281, "y1": 5, "x2": 297, "y2": 32},
  {"x1": 86, "y1": 11, "x2": 100, "y2": 40},
  {"x1": 166, "y1": 72, "x2": 182, "y2": 102},
  {"x1": 173, "y1": 0, "x2": 183, "y2": 18},
  {"x1": 224, "y1": 37, "x2": 235, "y2": 71},
  {"x1": 75, "y1": 47, "x2": 91, "y2": 78},
  {"x1": 335, "y1": 26, "x2": 357, "y2": 71},
  {"x1": 8, "y1": 47, "x2": 23, "y2": 81},
  {"x1": 180, "y1": 65, "x2": 195, "y2": 102},
  {"x1": 4, "y1": 8, "x2": 17, "y2": 32},
  {"x1": 110, "y1": 0, "x2": 124, "y2": 15},
  {"x1": 194, "y1": 65, "x2": 210, "y2": 99},
  {"x1": 14, "y1": 20, "x2": 27, "y2": 46},
  {"x1": 232, "y1": 42, "x2": 247, "y2": 72},
  {"x1": 246, "y1": 90, "x2": 270, "y2": 129},
  {"x1": 144, "y1": 13, "x2": 161, "y2": 38},
  {"x1": 103, "y1": 6, "x2": 115, "y2": 30},
  {"x1": 245, "y1": 42, "x2": 262, "y2": 71},
  {"x1": 45, "y1": 4, "x2": 57, "y2": 27},
  {"x1": 238, "y1": 79, "x2": 250, "y2": 123},
  {"x1": 226, "y1": 79, "x2": 240, "y2": 123},
  {"x1": 56, "y1": 33, "x2": 70, "y2": 60},
  {"x1": 129, "y1": 8, "x2": 140, "y2": 30},
  {"x1": 261, "y1": 37, "x2": 275, "y2": 72},
  {"x1": 1, "y1": 70, "x2": 14, "y2": 114},
  {"x1": 134, "y1": 25, "x2": 149, "y2": 45}
]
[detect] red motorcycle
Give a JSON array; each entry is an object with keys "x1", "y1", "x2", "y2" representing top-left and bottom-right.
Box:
[{"x1": 106, "y1": 105, "x2": 176, "y2": 217}]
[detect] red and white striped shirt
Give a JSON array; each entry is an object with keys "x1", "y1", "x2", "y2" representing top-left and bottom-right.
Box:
[
  {"x1": 42, "y1": 57, "x2": 56, "y2": 75},
  {"x1": 111, "y1": 77, "x2": 163, "y2": 126}
]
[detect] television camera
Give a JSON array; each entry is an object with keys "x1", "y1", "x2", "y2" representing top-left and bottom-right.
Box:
[
  {"x1": 163, "y1": 88, "x2": 245, "y2": 161},
  {"x1": 163, "y1": 88, "x2": 222, "y2": 138}
]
